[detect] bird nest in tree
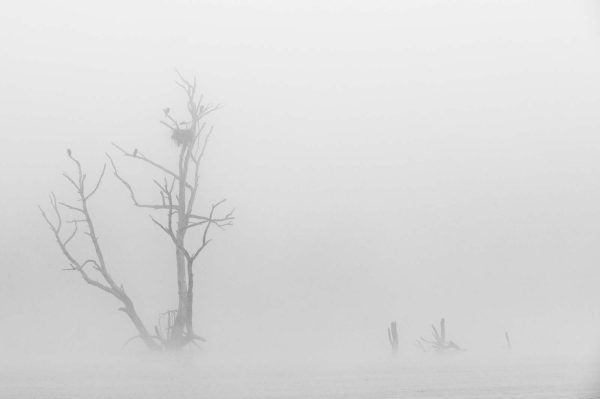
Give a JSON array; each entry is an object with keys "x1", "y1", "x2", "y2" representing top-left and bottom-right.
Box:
[{"x1": 171, "y1": 128, "x2": 195, "y2": 146}]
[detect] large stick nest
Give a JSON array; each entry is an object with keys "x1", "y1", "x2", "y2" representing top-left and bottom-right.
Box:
[{"x1": 171, "y1": 128, "x2": 195, "y2": 146}]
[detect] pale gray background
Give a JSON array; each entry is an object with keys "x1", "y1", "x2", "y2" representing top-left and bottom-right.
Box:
[{"x1": 1, "y1": 0, "x2": 600, "y2": 362}]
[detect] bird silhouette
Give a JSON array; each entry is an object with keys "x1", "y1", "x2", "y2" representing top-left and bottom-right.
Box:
[
  {"x1": 133, "y1": 148, "x2": 138, "y2": 157},
  {"x1": 163, "y1": 107, "x2": 170, "y2": 115},
  {"x1": 67, "y1": 148, "x2": 72, "y2": 157}
]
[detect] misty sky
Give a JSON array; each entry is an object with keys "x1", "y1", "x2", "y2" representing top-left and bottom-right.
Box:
[{"x1": 1, "y1": 0, "x2": 600, "y2": 361}]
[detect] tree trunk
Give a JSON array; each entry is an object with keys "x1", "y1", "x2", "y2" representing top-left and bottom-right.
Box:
[
  {"x1": 170, "y1": 147, "x2": 191, "y2": 348},
  {"x1": 186, "y1": 260, "x2": 194, "y2": 335},
  {"x1": 120, "y1": 298, "x2": 161, "y2": 351}
]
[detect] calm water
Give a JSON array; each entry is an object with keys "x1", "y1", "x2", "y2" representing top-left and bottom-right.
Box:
[{"x1": 1, "y1": 356, "x2": 598, "y2": 398}]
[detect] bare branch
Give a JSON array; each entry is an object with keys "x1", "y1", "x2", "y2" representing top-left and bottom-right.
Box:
[
  {"x1": 149, "y1": 215, "x2": 171, "y2": 235},
  {"x1": 63, "y1": 222, "x2": 79, "y2": 246},
  {"x1": 149, "y1": 216, "x2": 192, "y2": 262},
  {"x1": 107, "y1": 154, "x2": 174, "y2": 210},
  {"x1": 40, "y1": 196, "x2": 112, "y2": 296},
  {"x1": 190, "y1": 240, "x2": 211, "y2": 262},
  {"x1": 160, "y1": 120, "x2": 177, "y2": 130},
  {"x1": 186, "y1": 199, "x2": 235, "y2": 232},
  {"x1": 81, "y1": 259, "x2": 101, "y2": 271},
  {"x1": 187, "y1": 199, "x2": 234, "y2": 262},
  {"x1": 184, "y1": 220, "x2": 208, "y2": 230},
  {"x1": 58, "y1": 202, "x2": 85, "y2": 213},
  {"x1": 111, "y1": 143, "x2": 193, "y2": 190},
  {"x1": 85, "y1": 164, "x2": 107, "y2": 200},
  {"x1": 78, "y1": 269, "x2": 113, "y2": 294},
  {"x1": 62, "y1": 173, "x2": 81, "y2": 192}
]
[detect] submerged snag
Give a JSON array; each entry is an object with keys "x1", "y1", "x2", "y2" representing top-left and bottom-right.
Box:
[
  {"x1": 387, "y1": 321, "x2": 399, "y2": 354},
  {"x1": 419, "y1": 318, "x2": 464, "y2": 353},
  {"x1": 505, "y1": 331, "x2": 512, "y2": 352}
]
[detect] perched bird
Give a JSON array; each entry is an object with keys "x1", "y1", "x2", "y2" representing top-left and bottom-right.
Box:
[
  {"x1": 67, "y1": 148, "x2": 72, "y2": 157},
  {"x1": 163, "y1": 107, "x2": 170, "y2": 115},
  {"x1": 133, "y1": 148, "x2": 138, "y2": 157}
]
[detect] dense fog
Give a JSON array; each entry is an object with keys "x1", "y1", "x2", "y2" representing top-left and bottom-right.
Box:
[{"x1": 1, "y1": 0, "x2": 600, "y2": 373}]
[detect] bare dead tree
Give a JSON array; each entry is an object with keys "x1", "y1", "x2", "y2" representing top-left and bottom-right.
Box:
[
  {"x1": 39, "y1": 154, "x2": 161, "y2": 350},
  {"x1": 40, "y1": 73, "x2": 233, "y2": 351},
  {"x1": 109, "y1": 72, "x2": 233, "y2": 349}
]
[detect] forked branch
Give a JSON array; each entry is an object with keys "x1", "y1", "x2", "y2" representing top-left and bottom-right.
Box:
[
  {"x1": 40, "y1": 151, "x2": 160, "y2": 351},
  {"x1": 111, "y1": 143, "x2": 194, "y2": 190}
]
